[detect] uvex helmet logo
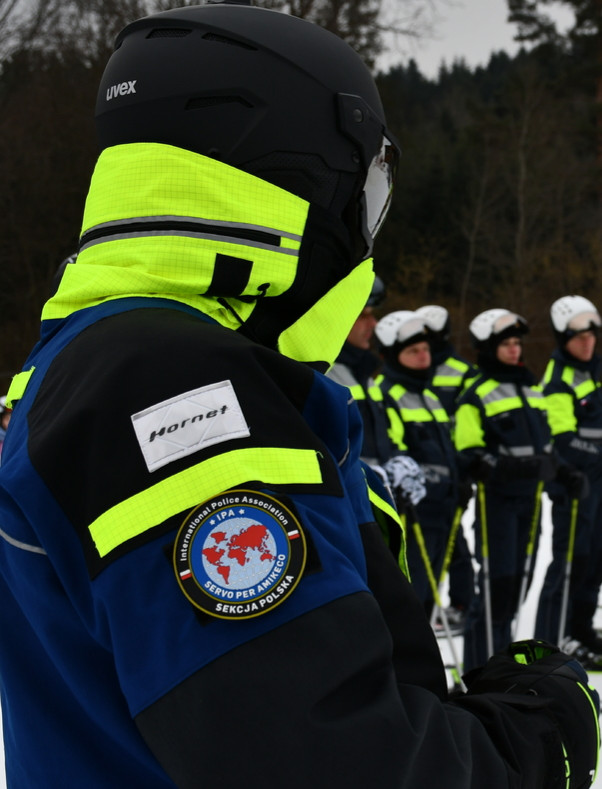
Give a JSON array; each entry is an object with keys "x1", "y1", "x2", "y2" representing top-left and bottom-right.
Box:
[{"x1": 106, "y1": 80, "x2": 137, "y2": 101}]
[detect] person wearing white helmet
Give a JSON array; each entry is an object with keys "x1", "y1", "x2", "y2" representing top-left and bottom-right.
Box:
[
  {"x1": 415, "y1": 304, "x2": 477, "y2": 629},
  {"x1": 415, "y1": 305, "x2": 478, "y2": 416},
  {"x1": 374, "y1": 310, "x2": 463, "y2": 617},
  {"x1": 535, "y1": 295, "x2": 602, "y2": 665},
  {"x1": 455, "y1": 309, "x2": 559, "y2": 672},
  {"x1": 328, "y1": 279, "x2": 427, "y2": 527}
]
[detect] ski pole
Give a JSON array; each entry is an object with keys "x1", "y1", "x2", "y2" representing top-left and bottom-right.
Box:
[
  {"x1": 477, "y1": 481, "x2": 494, "y2": 658},
  {"x1": 406, "y1": 504, "x2": 467, "y2": 691},
  {"x1": 512, "y1": 479, "x2": 544, "y2": 639},
  {"x1": 558, "y1": 497, "x2": 579, "y2": 645},
  {"x1": 430, "y1": 505, "x2": 464, "y2": 628}
]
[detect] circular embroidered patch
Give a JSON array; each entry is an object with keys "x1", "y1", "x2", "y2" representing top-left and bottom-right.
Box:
[{"x1": 174, "y1": 489, "x2": 307, "y2": 620}]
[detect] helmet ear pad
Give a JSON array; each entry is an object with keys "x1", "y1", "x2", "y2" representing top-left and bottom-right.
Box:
[
  {"x1": 238, "y1": 203, "x2": 355, "y2": 350},
  {"x1": 242, "y1": 152, "x2": 341, "y2": 212},
  {"x1": 243, "y1": 155, "x2": 367, "y2": 262}
]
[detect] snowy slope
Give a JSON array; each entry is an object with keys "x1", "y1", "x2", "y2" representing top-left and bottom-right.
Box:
[
  {"x1": 439, "y1": 493, "x2": 602, "y2": 788},
  {"x1": 0, "y1": 493, "x2": 600, "y2": 787}
]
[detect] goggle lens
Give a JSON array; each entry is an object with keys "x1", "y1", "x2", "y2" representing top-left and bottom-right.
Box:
[
  {"x1": 364, "y1": 134, "x2": 399, "y2": 243},
  {"x1": 396, "y1": 317, "x2": 427, "y2": 344},
  {"x1": 492, "y1": 313, "x2": 526, "y2": 335},
  {"x1": 567, "y1": 311, "x2": 601, "y2": 332}
]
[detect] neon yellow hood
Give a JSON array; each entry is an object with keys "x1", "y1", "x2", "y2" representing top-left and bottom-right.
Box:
[{"x1": 44, "y1": 143, "x2": 373, "y2": 368}]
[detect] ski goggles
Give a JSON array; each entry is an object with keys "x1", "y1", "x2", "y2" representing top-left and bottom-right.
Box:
[
  {"x1": 492, "y1": 312, "x2": 528, "y2": 336},
  {"x1": 567, "y1": 311, "x2": 602, "y2": 334},
  {"x1": 361, "y1": 133, "x2": 399, "y2": 255},
  {"x1": 336, "y1": 94, "x2": 399, "y2": 257},
  {"x1": 376, "y1": 311, "x2": 428, "y2": 348},
  {"x1": 395, "y1": 316, "x2": 429, "y2": 345}
]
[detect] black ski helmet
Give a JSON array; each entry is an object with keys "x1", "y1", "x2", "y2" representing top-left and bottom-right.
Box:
[
  {"x1": 95, "y1": 1, "x2": 398, "y2": 258},
  {"x1": 366, "y1": 275, "x2": 386, "y2": 308},
  {"x1": 49, "y1": 252, "x2": 78, "y2": 298}
]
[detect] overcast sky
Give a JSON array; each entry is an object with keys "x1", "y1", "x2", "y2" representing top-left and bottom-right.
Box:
[{"x1": 382, "y1": 0, "x2": 574, "y2": 78}]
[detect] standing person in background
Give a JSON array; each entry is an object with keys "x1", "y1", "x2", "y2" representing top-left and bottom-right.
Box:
[
  {"x1": 455, "y1": 310, "x2": 558, "y2": 672},
  {"x1": 535, "y1": 296, "x2": 602, "y2": 667},
  {"x1": 328, "y1": 278, "x2": 427, "y2": 538},
  {"x1": 416, "y1": 304, "x2": 477, "y2": 631},
  {"x1": 415, "y1": 304, "x2": 478, "y2": 415},
  {"x1": 0, "y1": 4, "x2": 598, "y2": 787},
  {"x1": 375, "y1": 310, "x2": 461, "y2": 617}
]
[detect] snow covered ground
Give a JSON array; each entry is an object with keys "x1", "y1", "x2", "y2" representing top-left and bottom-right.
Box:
[
  {"x1": 0, "y1": 492, "x2": 600, "y2": 787},
  {"x1": 439, "y1": 493, "x2": 602, "y2": 788}
]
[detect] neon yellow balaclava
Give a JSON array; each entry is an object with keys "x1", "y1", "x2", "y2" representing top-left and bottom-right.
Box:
[{"x1": 44, "y1": 143, "x2": 374, "y2": 370}]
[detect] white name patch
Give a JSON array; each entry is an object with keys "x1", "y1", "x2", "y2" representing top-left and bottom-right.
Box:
[{"x1": 131, "y1": 380, "x2": 250, "y2": 472}]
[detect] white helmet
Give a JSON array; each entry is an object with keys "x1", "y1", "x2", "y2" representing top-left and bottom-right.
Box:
[
  {"x1": 375, "y1": 310, "x2": 429, "y2": 349},
  {"x1": 550, "y1": 295, "x2": 601, "y2": 343},
  {"x1": 415, "y1": 304, "x2": 450, "y2": 336},
  {"x1": 469, "y1": 308, "x2": 528, "y2": 350}
]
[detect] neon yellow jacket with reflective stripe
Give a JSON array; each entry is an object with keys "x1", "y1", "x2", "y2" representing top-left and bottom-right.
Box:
[
  {"x1": 376, "y1": 373, "x2": 458, "y2": 504},
  {"x1": 455, "y1": 376, "x2": 550, "y2": 454},
  {"x1": 430, "y1": 351, "x2": 477, "y2": 416},
  {"x1": 541, "y1": 348, "x2": 602, "y2": 473}
]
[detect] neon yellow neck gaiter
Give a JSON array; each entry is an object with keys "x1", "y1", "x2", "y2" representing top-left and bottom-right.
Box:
[{"x1": 44, "y1": 142, "x2": 373, "y2": 369}]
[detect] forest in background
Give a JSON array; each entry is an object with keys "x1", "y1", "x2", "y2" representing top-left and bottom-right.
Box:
[
  {"x1": 375, "y1": 42, "x2": 602, "y2": 369},
  {"x1": 1, "y1": 0, "x2": 601, "y2": 388}
]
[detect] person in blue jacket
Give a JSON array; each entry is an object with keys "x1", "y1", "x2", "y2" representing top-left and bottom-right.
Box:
[{"x1": 0, "y1": 4, "x2": 598, "y2": 788}]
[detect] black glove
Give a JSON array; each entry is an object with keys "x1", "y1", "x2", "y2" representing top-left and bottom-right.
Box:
[
  {"x1": 496, "y1": 454, "x2": 533, "y2": 480},
  {"x1": 557, "y1": 465, "x2": 591, "y2": 501},
  {"x1": 457, "y1": 479, "x2": 474, "y2": 510},
  {"x1": 469, "y1": 452, "x2": 498, "y2": 482},
  {"x1": 537, "y1": 452, "x2": 560, "y2": 482},
  {"x1": 497, "y1": 453, "x2": 558, "y2": 482},
  {"x1": 463, "y1": 639, "x2": 600, "y2": 789}
]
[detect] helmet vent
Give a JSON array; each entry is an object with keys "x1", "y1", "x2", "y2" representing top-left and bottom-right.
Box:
[
  {"x1": 186, "y1": 95, "x2": 253, "y2": 110},
  {"x1": 147, "y1": 28, "x2": 192, "y2": 39},
  {"x1": 202, "y1": 32, "x2": 257, "y2": 50}
]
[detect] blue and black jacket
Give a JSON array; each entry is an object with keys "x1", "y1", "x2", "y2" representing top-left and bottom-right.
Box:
[{"x1": 0, "y1": 142, "x2": 579, "y2": 788}]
